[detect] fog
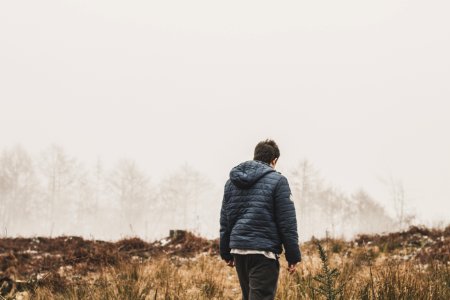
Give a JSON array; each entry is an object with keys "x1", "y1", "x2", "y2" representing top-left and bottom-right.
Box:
[
  {"x1": 1, "y1": 1, "x2": 449, "y2": 241},
  {"x1": 0, "y1": 145, "x2": 412, "y2": 241}
]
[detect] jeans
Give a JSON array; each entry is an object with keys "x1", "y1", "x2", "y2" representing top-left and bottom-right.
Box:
[{"x1": 232, "y1": 253, "x2": 280, "y2": 300}]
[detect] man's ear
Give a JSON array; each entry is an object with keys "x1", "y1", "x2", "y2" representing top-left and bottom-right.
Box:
[{"x1": 271, "y1": 158, "x2": 278, "y2": 167}]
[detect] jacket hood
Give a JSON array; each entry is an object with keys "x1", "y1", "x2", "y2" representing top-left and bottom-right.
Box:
[{"x1": 229, "y1": 160, "x2": 275, "y2": 189}]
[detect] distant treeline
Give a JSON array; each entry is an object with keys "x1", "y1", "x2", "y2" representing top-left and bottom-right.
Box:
[
  {"x1": 0, "y1": 145, "x2": 407, "y2": 241},
  {"x1": 291, "y1": 160, "x2": 400, "y2": 239}
]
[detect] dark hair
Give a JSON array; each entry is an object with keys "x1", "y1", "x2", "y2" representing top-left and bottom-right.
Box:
[{"x1": 253, "y1": 139, "x2": 280, "y2": 164}]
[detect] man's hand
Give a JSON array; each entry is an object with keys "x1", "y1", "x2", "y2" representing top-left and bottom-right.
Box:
[
  {"x1": 225, "y1": 259, "x2": 235, "y2": 267},
  {"x1": 287, "y1": 262, "x2": 298, "y2": 274}
]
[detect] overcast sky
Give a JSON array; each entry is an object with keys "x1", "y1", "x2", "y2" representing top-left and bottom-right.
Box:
[{"x1": 1, "y1": 1, "x2": 449, "y2": 225}]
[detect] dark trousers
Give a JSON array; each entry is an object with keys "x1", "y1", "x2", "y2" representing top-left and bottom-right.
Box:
[{"x1": 232, "y1": 253, "x2": 280, "y2": 300}]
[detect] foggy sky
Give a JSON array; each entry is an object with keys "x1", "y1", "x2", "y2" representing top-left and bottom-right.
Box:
[{"x1": 1, "y1": 1, "x2": 449, "y2": 225}]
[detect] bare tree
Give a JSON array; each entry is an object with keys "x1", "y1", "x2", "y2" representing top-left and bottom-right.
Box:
[
  {"x1": 39, "y1": 145, "x2": 78, "y2": 235},
  {"x1": 108, "y1": 159, "x2": 150, "y2": 236},
  {"x1": 290, "y1": 159, "x2": 324, "y2": 239},
  {"x1": 0, "y1": 145, "x2": 38, "y2": 235},
  {"x1": 73, "y1": 163, "x2": 97, "y2": 236},
  {"x1": 93, "y1": 157, "x2": 103, "y2": 213},
  {"x1": 318, "y1": 186, "x2": 348, "y2": 238},
  {"x1": 390, "y1": 177, "x2": 406, "y2": 230},
  {"x1": 379, "y1": 175, "x2": 415, "y2": 231},
  {"x1": 157, "y1": 164, "x2": 211, "y2": 235}
]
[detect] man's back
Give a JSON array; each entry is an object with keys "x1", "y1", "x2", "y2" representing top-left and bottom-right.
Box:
[
  {"x1": 221, "y1": 160, "x2": 300, "y2": 264},
  {"x1": 219, "y1": 139, "x2": 301, "y2": 300}
]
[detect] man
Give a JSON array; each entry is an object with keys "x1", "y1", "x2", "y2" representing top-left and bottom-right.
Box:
[{"x1": 220, "y1": 139, "x2": 301, "y2": 300}]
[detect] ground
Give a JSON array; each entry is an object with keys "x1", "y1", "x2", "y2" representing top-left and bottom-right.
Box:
[{"x1": 1, "y1": 226, "x2": 449, "y2": 299}]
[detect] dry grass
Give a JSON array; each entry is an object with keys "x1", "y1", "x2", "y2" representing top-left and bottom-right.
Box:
[
  {"x1": 1, "y1": 225, "x2": 449, "y2": 299},
  {"x1": 25, "y1": 254, "x2": 449, "y2": 300},
  {"x1": 28, "y1": 255, "x2": 239, "y2": 300}
]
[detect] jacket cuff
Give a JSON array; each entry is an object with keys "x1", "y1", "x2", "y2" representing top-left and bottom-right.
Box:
[
  {"x1": 284, "y1": 244, "x2": 301, "y2": 264},
  {"x1": 220, "y1": 252, "x2": 233, "y2": 261}
]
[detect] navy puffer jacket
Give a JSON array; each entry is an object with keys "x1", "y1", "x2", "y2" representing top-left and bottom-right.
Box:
[{"x1": 220, "y1": 160, "x2": 301, "y2": 264}]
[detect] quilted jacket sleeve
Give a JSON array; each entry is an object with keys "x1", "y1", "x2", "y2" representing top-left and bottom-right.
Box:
[
  {"x1": 219, "y1": 181, "x2": 233, "y2": 261},
  {"x1": 274, "y1": 175, "x2": 302, "y2": 264}
]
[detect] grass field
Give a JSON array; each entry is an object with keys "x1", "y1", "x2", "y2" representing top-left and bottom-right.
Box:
[{"x1": 1, "y1": 225, "x2": 449, "y2": 299}]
